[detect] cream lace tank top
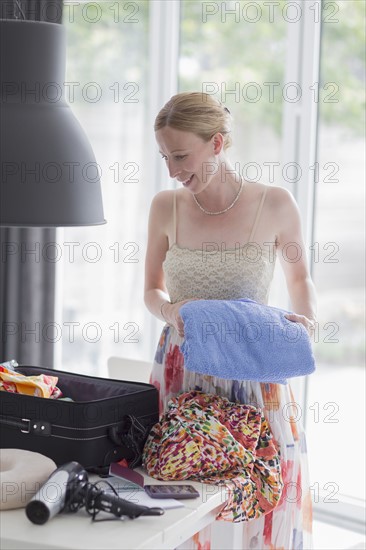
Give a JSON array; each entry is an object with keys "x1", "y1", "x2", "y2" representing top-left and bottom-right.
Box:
[{"x1": 162, "y1": 187, "x2": 277, "y2": 305}]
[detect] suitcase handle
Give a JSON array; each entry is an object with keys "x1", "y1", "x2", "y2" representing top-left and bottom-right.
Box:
[{"x1": 0, "y1": 415, "x2": 51, "y2": 436}]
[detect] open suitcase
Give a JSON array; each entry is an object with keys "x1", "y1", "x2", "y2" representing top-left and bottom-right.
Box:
[{"x1": 0, "y1": 365, "x2": 159, "y2": 472}]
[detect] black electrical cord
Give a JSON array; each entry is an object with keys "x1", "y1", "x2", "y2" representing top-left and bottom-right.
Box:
[{"x1": 64, "y1": 479, "x2": 164, "y2": 522}]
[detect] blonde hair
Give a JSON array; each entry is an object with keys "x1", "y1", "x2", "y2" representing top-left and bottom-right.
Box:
[{"x1": 154, "y1": 92, "x2": 233, "y2": 151}]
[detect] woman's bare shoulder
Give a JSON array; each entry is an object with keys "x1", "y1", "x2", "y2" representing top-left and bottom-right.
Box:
[
  {"x1": 247, "y1": 181, "x2": 291, "y2": 197},
  {"x1": 151, "y1": 187, "x2": 192, "y2": 213},
  {"x1": 263, "y1": 184, "x2": 295, "y2": 210},
  {"x1": 150, "y1": 189, "x2": 174, "y2": 207},
  {"x1": 245, "y1": 182, "x2": 296, "y2": 227},
  {"x1": 149, "y1": 189, "x2": 176, "y2": 220}
]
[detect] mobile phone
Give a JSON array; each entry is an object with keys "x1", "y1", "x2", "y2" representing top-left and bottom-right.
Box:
[{"x1": 144, "y1": 484, "x2": 200, "y2": 499}]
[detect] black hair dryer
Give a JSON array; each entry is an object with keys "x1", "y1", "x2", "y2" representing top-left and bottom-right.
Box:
[{"x1": 26, "y1": 461, "x2": 164, "y2": 524}]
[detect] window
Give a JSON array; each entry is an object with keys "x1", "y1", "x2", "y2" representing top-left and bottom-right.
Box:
[
  {"x1": 306, "y1": 0, "x2": 365, "y2": 524},
  {"x1": 60, "y1": 1, "x2": 151, "y2": 375}
]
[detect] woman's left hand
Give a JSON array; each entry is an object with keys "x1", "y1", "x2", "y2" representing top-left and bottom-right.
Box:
[{"x1": 284, "y1": 313, "x2": 316, "y2": 337}]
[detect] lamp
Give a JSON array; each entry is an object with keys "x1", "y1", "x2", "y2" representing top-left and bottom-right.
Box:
[{"x1": 0, "y1": 19, "x2": 106, "y2": 226}]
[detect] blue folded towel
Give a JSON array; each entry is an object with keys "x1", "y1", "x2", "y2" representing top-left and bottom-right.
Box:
[{"x1": 179, "y1": 299, "x2": 316, "y2": 384}]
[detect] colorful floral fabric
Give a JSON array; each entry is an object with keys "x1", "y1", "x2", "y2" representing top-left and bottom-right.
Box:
[
  {"x1": 150, "y1": 325, "x2": 314, "y2": 549},
  {"x1": 0, "y1": 364, "x2": 61, "y2": 398},
  {"x1": 143, "y1": 390, "x2": 283, "y2": 522}
]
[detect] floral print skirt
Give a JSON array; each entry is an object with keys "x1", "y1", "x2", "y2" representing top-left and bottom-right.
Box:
[{"x1": 150, "y1": 324, "x2": 314, "y2": 550}]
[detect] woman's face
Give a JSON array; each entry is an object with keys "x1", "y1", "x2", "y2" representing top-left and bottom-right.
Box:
[{"x1": 155, "y1": 126, "x2": 222, "y2": 192}]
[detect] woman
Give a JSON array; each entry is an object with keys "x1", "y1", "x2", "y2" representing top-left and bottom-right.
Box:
[{"x1": 144, "y1": 92, "x2": 316, "y2": 549}]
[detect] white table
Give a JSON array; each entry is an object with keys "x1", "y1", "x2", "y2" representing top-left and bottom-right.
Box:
[{"x1": 0, "y1": 469, "x2": 229, "y2": 550}]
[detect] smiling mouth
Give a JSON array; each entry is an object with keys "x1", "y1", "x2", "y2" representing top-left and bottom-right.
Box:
[{"x1": 182, "y1": 175, "x2": 194, "y2": 186}]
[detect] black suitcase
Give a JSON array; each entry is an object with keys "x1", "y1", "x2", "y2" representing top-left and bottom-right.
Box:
[{"x1": 0, "y1": 365, "x2": 159, "y2": 471}]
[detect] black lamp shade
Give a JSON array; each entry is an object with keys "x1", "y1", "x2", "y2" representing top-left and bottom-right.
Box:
[{"x1": 0, "y1": 19, "x2": 106, "y2": 226}]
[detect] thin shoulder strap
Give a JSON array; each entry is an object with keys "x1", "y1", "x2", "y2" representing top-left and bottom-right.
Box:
[
  {"x1": 172, "y1": 190, "x2": 177, "y2": 245},
  {"x1": 248, "y1": 187, "x2": 268, "y2": 242}
]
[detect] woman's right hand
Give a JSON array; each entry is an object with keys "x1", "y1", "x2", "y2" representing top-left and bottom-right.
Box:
[{"x1": 164, "y1": 298, "x2": 200, "y2": 338}]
